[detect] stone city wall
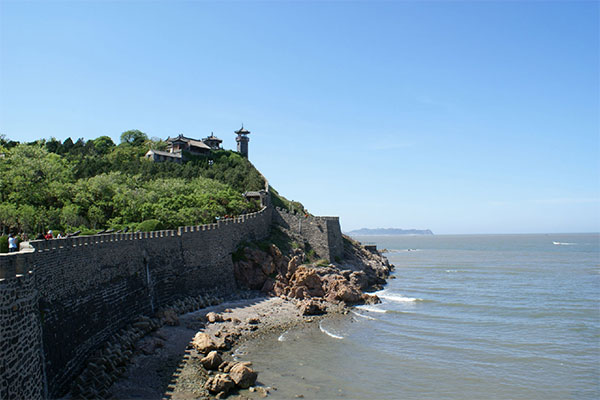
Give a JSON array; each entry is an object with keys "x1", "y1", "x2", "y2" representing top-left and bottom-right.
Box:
[
  {"x1": 272, "y1": 207, "x2": 343, "y2": 262},
  {"x1": 0, "y1": 207, "x2": 271, "y2": 398},
  {"x1": 0, "y1": 266, "x2": 45, "y2": 400}
]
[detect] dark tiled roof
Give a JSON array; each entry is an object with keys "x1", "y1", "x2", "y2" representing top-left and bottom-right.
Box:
[
  {"x1": 235, "y1": 126, "x2": 251, "y2": 135},
  {"x1": 187, "y1": 139, "x2": 211, "y2": 150},
  {"x1": 146, "y1": 149, "x2": 182, "y2": 158},
  {"x1": 205, "y1": 134, "x2": 223, "y2": 142},
  {"x1": 166, "y1": 134, "x2": 192, "y2": 143}
]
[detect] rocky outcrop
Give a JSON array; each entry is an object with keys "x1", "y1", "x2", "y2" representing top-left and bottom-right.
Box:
[
  {"x1": 192, "y1": 332, "x2": 218, "y2": 354},
  {"x1": 233, "y1": 234, "x2": 392, "y2": 312}
]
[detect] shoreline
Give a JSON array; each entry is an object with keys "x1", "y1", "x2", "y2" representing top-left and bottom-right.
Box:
[
  {"x1": 109, "y1": 294, "x2": 344, "y2": 399},
  {"x1": 105, "y1": 237, "x2": 393, "y2": 399}
]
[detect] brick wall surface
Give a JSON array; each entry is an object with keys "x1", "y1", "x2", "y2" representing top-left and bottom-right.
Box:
[
  {"x1": 0, "y1": 267, "x2": 45, "y2": 400},
  {"x1": 0, "y1": 207, "x2": 272, "y2": 398},
  {"x1": 272, "y1": 207, "x2": 343, "y2": 262},
  {"x1": 0, "y1": 205, "x2": 342, "y2": 399}
]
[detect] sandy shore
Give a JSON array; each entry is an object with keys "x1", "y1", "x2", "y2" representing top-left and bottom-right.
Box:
[{"x1": 110, "y1": 295, "x2": 329, "y2": 399}]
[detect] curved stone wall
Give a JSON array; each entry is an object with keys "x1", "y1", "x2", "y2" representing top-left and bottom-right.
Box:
[{"x1": 0, "y1": 207, "x2": 271, "y2": 398}]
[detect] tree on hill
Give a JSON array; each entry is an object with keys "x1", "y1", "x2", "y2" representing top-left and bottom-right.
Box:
[
  {"x1": 92, "y1": 136, "x2": 115, "y2": 155},
  {"x1": 120, "y1": 130, "x2": 148, "y2": 147}
]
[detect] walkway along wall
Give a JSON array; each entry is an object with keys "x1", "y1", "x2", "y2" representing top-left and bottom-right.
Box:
[{"x1": 0, "y1": 207, "x2": 271, "y2": 398}]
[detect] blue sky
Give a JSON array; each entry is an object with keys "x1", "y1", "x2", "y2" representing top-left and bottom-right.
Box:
[{"x1": 0, "y1": 1, "x2": 598, "y2": 234}]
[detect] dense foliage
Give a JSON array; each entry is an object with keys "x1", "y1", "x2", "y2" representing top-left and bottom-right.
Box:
[{"x1": 0, "y1": 132, "x2": 265, "y2": 235}]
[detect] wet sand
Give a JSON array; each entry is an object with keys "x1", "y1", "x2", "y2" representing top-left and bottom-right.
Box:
[{"x1": 110, "y1": 296, "x2": 325, "y2": 399}]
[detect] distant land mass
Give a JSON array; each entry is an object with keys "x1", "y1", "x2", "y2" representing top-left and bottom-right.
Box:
[{"x1": 347, "y1": 228, "x2": 434, "y2": 236}]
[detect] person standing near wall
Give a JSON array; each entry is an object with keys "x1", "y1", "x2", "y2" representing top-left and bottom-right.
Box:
[{"x1": 8, "y1": 234, "x2": 17, "y2": 253}]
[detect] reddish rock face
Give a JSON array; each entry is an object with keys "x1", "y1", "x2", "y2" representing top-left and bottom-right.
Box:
[
  {"x1": 289, "y1": 266, "x2": 325, "y2": 298},
  {"x1": 362, "y1": 293, "x2": 381, "y2": 305},
  {"x1": 233, "y1": 239, "x2": 393, "y2": 308},
  {"x1": 319, "y1": 274, "x2": 361, "y2": 304},
  {"x1": 272, "y1": 280, "x2": 289, "y2": 297},
  {"x1": 285, "y1": 255, "x2": 301, "y2": 280},
  {"x1": 233, "y1": 259, "x2": 267, "y2": 290},
  {"x1": 299, "y1": 299, "x2": 326, "y2": 315},
  {"x1": 261, "y1": 278, "x2": 275, "y2": 293},
  {"x1": 349, "y1": 271, "x2": 369, "y2": 291}
]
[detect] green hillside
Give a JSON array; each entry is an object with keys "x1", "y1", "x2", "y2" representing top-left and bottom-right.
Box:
[{"x1": 0, "y1": 131, "x2": 270, "y2": 235}]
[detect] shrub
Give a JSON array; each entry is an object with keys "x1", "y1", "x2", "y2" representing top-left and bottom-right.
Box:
[
  {"x1": 316, "y1": 259, "x2": 330, "y2": 267},
  {"x1": 0, "y1": 235, "x2": 7, "y2": 253},
  {"x1": 0, "y1": 235, "x2": 20, "y2": 253},
  {"x1": 74, "y1": 225, "x2": 97, "y2": 236},
  {"x1": 136, "y1": 219, "x2": 162, "y2": 232},
  {"x1": 231, "y1": 246, "x2": 247, "y2": 262}
]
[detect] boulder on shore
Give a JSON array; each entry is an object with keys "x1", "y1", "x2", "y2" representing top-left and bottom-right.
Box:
[
  {"x1": 206, "y1": 312, "x2": 224, "y2": 323},
  {"x1": 229, "y1": 363, "x2": 258, "y2": 389},
  {"x1": 298, "y1": 299, "x2": 326, "y2": 315},
  {"x1": 192, "y1": 332, "x2": 217, "y2": 354},
  {"x1": 201, "y1": 351, "x2": 222, "y2": 370},
  {"x1": 323, "y1": 275, "x2": 363, "y2": 304},
  {"x1": 205, "y1": 373, "x2": 235, "y2": 394}
]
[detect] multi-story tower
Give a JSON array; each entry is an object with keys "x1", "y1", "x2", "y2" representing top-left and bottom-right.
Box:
[{"x1": 235, "y1": 125, "x2": 250, "y2": 158}]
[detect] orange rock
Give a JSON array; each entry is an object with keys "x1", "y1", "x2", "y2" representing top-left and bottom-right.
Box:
[{"x1": 229, "y1": 363, "x2": 258, "y2": 389}]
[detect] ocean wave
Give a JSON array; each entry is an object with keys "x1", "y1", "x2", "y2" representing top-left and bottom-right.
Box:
[
  {"x1": 395, "y1": 249, "x2": 421, "y2": 252},
  {"x1": 278, "y1": 331, "x2": 288, "y2": 342},
  {"x1": 351, "y1": 310, "x2": 377, "y2": 320},
  {"x1": 355, "y1": 304, "x2": 387, "y2": 313},
  {"x1": 376, "y1": 291, "x2": 423, "y2": 303},
  {"x1": 319, "y1": 322, "x2": 344, "y2": 339},
  {"x1": 553, "y1": 241, "x2": 576, "y2": 245}
]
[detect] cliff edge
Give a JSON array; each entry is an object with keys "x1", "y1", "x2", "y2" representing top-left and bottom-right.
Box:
[{"x1": 233, "y1": 228, "x2": 393, "y2": 315}]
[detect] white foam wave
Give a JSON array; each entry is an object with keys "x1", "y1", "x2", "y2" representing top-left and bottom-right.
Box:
[
  {"x1": 553, "y1": 241, "x2": 576, "y2": 246},
  {"x1": 385, "y1": 249, "x2": 422, "y2": 253},
  {"x1": 319, "y1": 322, "x2": 344, "y2": 340},
  {"x1": 446, "y1": 269, "x2": 458, "y2": 273},
  {"x1": 278, "y1": 331, "x2": 288, "y2": 342},
  {"x1": 355, "y1": 304, "x2": 387, "y2": 313},
  {"x1": 377, "y1": 291, "x2": 423, "y2": 303},
  {"x1": 351, "y1": 310, "x2": 377, "y2": 320}
]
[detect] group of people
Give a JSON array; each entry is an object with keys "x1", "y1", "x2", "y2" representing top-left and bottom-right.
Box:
[
  {"x1": 6, "y1": 230, "x2": 65, "y2": 254},
  {"x1": 34, "y1": 230, "x2": 63, "y2": 240}
]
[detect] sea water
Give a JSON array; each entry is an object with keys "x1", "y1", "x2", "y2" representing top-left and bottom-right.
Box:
[{"x1": 237, "y1": 234, "x2": 600, "y2": 399}]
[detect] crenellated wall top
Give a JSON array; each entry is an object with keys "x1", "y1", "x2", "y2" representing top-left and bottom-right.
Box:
[
  {"x1": 11, "y1": 207, "x2": 269, "y2": 254},
  {"x1": 274, "y1": 207, "x2": 339, "y2": 222}
]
